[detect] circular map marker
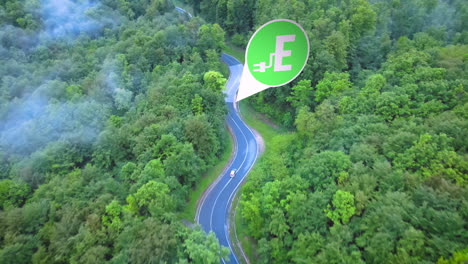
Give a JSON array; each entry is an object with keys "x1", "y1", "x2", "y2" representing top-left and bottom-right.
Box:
[{"x1": 246, "y1": 19, "x2": 309, "y2": 87}]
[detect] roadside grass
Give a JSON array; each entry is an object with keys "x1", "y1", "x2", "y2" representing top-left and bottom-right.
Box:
[
  {"x1": 179, "y1": 128, "x2": 233, "y2": 221},
  {"x1": 224, "y1": 43, "x2": 245, "y2": 64},
  {"x1": 233, "y1": 100, "x2": 284, "y2": 261},
  {"x1": 232, "y1": 185, "x2": 255, "y2": 263},
  {"x1": 229, "y1": 187, "x2": 252, "y2": 264},
  {"x1": 239, "y1": 100, "x2": 285, "y2": 142},
  {"x1": 170, "y1": 4, "x2": 275, "y2": 260}
]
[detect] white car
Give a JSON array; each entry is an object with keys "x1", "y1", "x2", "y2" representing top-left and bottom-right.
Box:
[{"x1": 229, "y1": 169, "x2": 236, "y2": 178}]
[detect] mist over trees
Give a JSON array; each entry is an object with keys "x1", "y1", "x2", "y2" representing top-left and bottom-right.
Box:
[
  {"x1": 0, "y1": 0, "x2": 230, "y2": 263},
  {"x1": 190, "y1": 0, "x2": 468, "y2": 263}
]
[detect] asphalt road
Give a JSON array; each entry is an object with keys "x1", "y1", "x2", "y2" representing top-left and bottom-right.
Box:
[
  {"x1": 175, "y1": 7, "x2": 192, "y2": 18},
  {"x1": 196, "y1": 53, "x2": 259, "y2": 264},
  {"x1": 173, "y1": 6, "x2": 257, "y2": 263}
]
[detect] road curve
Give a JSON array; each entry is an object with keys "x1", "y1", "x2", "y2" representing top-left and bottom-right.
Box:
[
  {"x1": 196, "y1": 53, "x2": 259, "y2": 264},
  {"x1": 173, "y1": 6, "x2": 258, "y2": 263}
]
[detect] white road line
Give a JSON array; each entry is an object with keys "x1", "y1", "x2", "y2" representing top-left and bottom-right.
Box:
[
  {"x1": 209, "y1": 177, "x2": 232, "y2": 230},
  {"x1": 222, "y1": 108, "x2": 259, "y2": 264},
  {"x1": 177, "y1": 11, "x2": 250, "y2": 264},
  {"x1": 220, "y1": 60, "x2": 258, "y2": 264},
  {"x1": 212, "y1": 113, "x2": 250, "y2": 264},
  {"x1": 209, "y1": 114, "x2": 249, "y2": 233},
  {"x1": 195, "y1": 53, "x2": 255, "y2": 264},
  {"x1": 197, "y1": 112, "x2": 239, "y2": 224}
]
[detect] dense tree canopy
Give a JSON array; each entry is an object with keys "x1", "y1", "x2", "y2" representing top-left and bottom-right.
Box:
[
  {"x1": 0, "y1": 1, "x2": 230, "y2": 263},
  {"x1": 196, "y1": 0, "x2": 468, "y2": 263},
  {"x1": 1, "y1": 0, "x2": 467, "y2": 263}
]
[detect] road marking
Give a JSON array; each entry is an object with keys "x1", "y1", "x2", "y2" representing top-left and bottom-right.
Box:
[
  {"x1": 178, "y1": 15, "x2": 250, "y2": 264},
  {"x1": 197, "y1": 112, "x2": 240, "y2": 224},
  {"x1": 220, "y1": 114, "x2": 251, "y2": 264},
  {"x1": 195, "y1": 54, "x2": 258, "y2": 264},
  {"x1": 221, "y1": 58, "x2": 260, "y2": 264},
  {"x1": 210, "y1": 177, "x2": 232, "y2": 230},
  {"x1": 209, "y1": 114, "x2": 249, "y2": 232},
  {"x1": 222, "y1": 109, "x2": 259, "y2": 264},
  {"x1": 211, "y1": 113, "x2": 251, "y2": 264}
]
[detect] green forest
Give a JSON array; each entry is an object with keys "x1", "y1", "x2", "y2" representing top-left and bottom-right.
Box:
[
  {"x1": 0, "y1": 0, "x2": 230, "y2": 263},
  {"x1": 190, "y1": 0, "x2": 468, "y2": 263},
  {"x1": 1, "y1": 0, "x2": 467, "y2": 263}
]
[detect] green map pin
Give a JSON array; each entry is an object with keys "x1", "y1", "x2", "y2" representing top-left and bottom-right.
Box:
[{"x1": 237, "y1": 19, "x2": 310, "y2": 101}]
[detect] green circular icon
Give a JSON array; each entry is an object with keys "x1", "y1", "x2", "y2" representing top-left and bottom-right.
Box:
[{"x1": 246, "y1": 19, "x2": 309, "y2": 87}]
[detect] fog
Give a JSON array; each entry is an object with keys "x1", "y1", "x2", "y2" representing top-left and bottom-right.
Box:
[
  {"x1": 0, "y1": 81, "x2": 111, "y2": 155},
  {"x1": 0, "y1": 0, "x2": 123, "y2": 155},
  {"x1": 40, "y1": 0, "x2": 102, "y2": 39}
]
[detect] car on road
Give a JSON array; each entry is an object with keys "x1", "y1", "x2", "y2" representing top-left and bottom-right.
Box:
[{"x1": 229, "y1": 169, "x2": 236, "y2": 178}]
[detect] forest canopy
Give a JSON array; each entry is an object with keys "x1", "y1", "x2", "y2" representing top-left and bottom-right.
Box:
[
  {"x1": 0, "y1": 0, "x2": 230, "y2": 263},
  {"x1": 187, "y1": 0, "x2": 468, "y2": 263},
  {"x1": 0, "y1": 0, "x2": 467, "y2": 263}
]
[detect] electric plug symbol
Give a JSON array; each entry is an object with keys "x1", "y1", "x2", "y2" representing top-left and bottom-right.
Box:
[
  {"x1": 252, "y1": 35, "x2": 296, "y2": 73},
  {"x1": 253, "y1": 53, "x2": 275, "y2": 72}
]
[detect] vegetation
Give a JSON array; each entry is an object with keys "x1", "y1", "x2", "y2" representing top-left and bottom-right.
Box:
[
  {"x1": 1, "y1": 0, "x2": 467, "y2": 263},
  {"x1": 180, "y1": 129, "x2": 233, "y2": 221},
  {"x1": 191, "y1": 0, "x2": 468, "y2": 263},
  {"x1": 0, "y1": 0, "x2": 231, "y2": 263},
  {"x1": 235, "y1": 101, "x2": 284, "y2": 261}
]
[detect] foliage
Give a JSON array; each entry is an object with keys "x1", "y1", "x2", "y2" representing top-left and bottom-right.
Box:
[
  {"x1": 315, "y1": 72, "x2": 352, "y2": 103},
  {"x1": 1, "y1": 0, "x2": 467, "y2": 263},
  {"x1": 0, "y1": 2, "x2": 230, "y2": 263},
  {"x1": 325, "y1": 190, "x2": 356, "y2": 225},
  {"x1": 233, "y1": 1, "x2": 468, "y2": 263},
  {"x1": 203, "y1": 70, "x2": 227, "y2": 91},
  {"x1": 286, "y1": 80, "x2": 313, "y2": 109},
  {"x1": 180, "y1": 228, "x2": 230, "y2": 264}
]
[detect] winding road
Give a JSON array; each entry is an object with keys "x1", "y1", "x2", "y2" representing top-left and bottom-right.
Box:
[
  {"x1": 174, "y1": 6, "x2": 259, "y2": 263},
  {"x1": 196, "y1": 54, "x2": 260, "y2": 264}
]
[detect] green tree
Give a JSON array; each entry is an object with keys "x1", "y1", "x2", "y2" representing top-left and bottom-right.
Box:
[
  {"x1": 324, "y1": 31, "x2": 349, "y2": 71},
  {"x1": 153, "y1": 134, "x2": 180, "y2": 161},
  {"x1": 289, "y1": 232, "x2": 324, "y2": 264},
  {"x1": 287, "y1": 80, "x2": 313, "y2": 109},
  {"x1": 348, "y1": 0, "x2": 376, "y2": 39},
  {"x1": 437, "y1": 248, "x2": 468, "y2": 264},
  {"x1": 197, "y1": 24, "x2": 225, "y2": 52},
  {"x1": 120, "y1": 161, "x2": 138, "y2": 182},
  {"x1": 128, "y1": 218, "x2": 177, "y2": 264},
  {"x1": 224, "y1": 0, "x2": 254, "y2": 34},
  {"x1": 187, "y1": 0, "x2": 201, "y2": 15},
  {"x1": 325, "y1": 190, "x2": 356, "y2": 225},
  {"x1": 184, "y1": 115, "x2": 219, "y2": 163},
  {"x1": 362, "y1": 74, "x2": 386, "y2": 95},
  {"x1": 191, "y1": 94, "x2": 204, "y2": 115},
  {"x1": 164, "y1": 143, "x2": 205, "y2": 186},
  {"x1": 300, "y1": 151, "x2": 352, "y2": 189},
  {"x1": 146, "y1": 0, "x2": 174, "y2": 16},
  {"x1": 397, "y1": 227, "x2": 425, "y2": 260},
  {"x1": 294, "y1": 106, "x2": 317, "y2": 139},
  {"x1": 139, "y1": 158, "x2": 165, "y2": 184},
  {"x1": 203, "y1": 71, "x2": 226, "y2": 91},
  {"x1": 269, "y1": 209, "x2": 289, "y2": 239},
  {"x1": 240, "y1": 194, "x2": 264, "y2": 239},
  {"x1": 126, "y1": 180, "x2": 174, "y2": 218},
  {"x1": 102, "y1": 200, "x2": 123, "y2": 232},
  {"x1": 315, "y1": 72, "x2": 352, "y2": 103},
  {"x1": 180, "y1": 228, "x2": 230, "y2": 264},
  {"x1": 375, "y1": 92, "x2": 410, "y2": 121},
  {"x1": 394, "y1": 133, "x2": 467, "y2": 185},
  {"x1": 65, "y1": 84, "x2": 83, "y2": 100},
  {"x1": 0, "y1": 179, "x2": 30, "y2": 209}
]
